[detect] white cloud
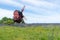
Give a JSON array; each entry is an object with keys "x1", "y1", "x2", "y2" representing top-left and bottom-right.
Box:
[
  {"x1": 24, "y1": 12, "x2": 60, "y2": 23},
  {"x1": 0, "y1": 8, "x2": 13, "y2": 19},
  {"x1": 21, "y1": 0, "x2": 58, "y2": 8},
  {"x1": 20, "y1": 0, "x2": 60, "y2": 15}
]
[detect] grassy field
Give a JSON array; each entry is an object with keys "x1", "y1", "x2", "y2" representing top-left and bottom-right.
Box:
[{"x1": 0, "y1": 25, "x2": 60, "y2": 40}]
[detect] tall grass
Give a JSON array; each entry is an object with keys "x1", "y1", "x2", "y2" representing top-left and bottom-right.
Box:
[{"x1": 0, "y1": 25, "x2": 60, "y2": 40}]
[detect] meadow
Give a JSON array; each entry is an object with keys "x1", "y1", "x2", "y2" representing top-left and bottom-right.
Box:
[{"x1": 0, "y1": 25, "x2": 60, "y2": 40}]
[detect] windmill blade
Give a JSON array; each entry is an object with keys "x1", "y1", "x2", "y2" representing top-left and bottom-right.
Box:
[
  {"x1": 21, "y1": 5, "x2": 25, "y2": 12},
  {"x1": 23, "y1": 16, "x2": 27, "y2": 20}
]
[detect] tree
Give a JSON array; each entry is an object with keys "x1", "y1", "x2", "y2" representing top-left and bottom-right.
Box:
[{"x1": 0, "y1": 17, "x2": 14, "y2": 25}]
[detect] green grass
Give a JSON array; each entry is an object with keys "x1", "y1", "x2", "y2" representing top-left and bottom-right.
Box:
[{"x1": 0, "y1": 25, "x2": 60, "y2": 40}]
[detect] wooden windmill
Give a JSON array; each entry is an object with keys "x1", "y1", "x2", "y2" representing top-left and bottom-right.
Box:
[{"x1": 13, "y1": 6, "x2": 25, "y2": 23}]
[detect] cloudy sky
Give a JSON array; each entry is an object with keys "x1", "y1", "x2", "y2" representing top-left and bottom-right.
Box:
[{"x1": 0, "y1": 0, "x2": 60, "y2": 23}]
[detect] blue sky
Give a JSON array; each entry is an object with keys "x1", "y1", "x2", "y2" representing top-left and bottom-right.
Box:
[{"x1": 0, "y1": 0, "x2": 60, "y2": 23}]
